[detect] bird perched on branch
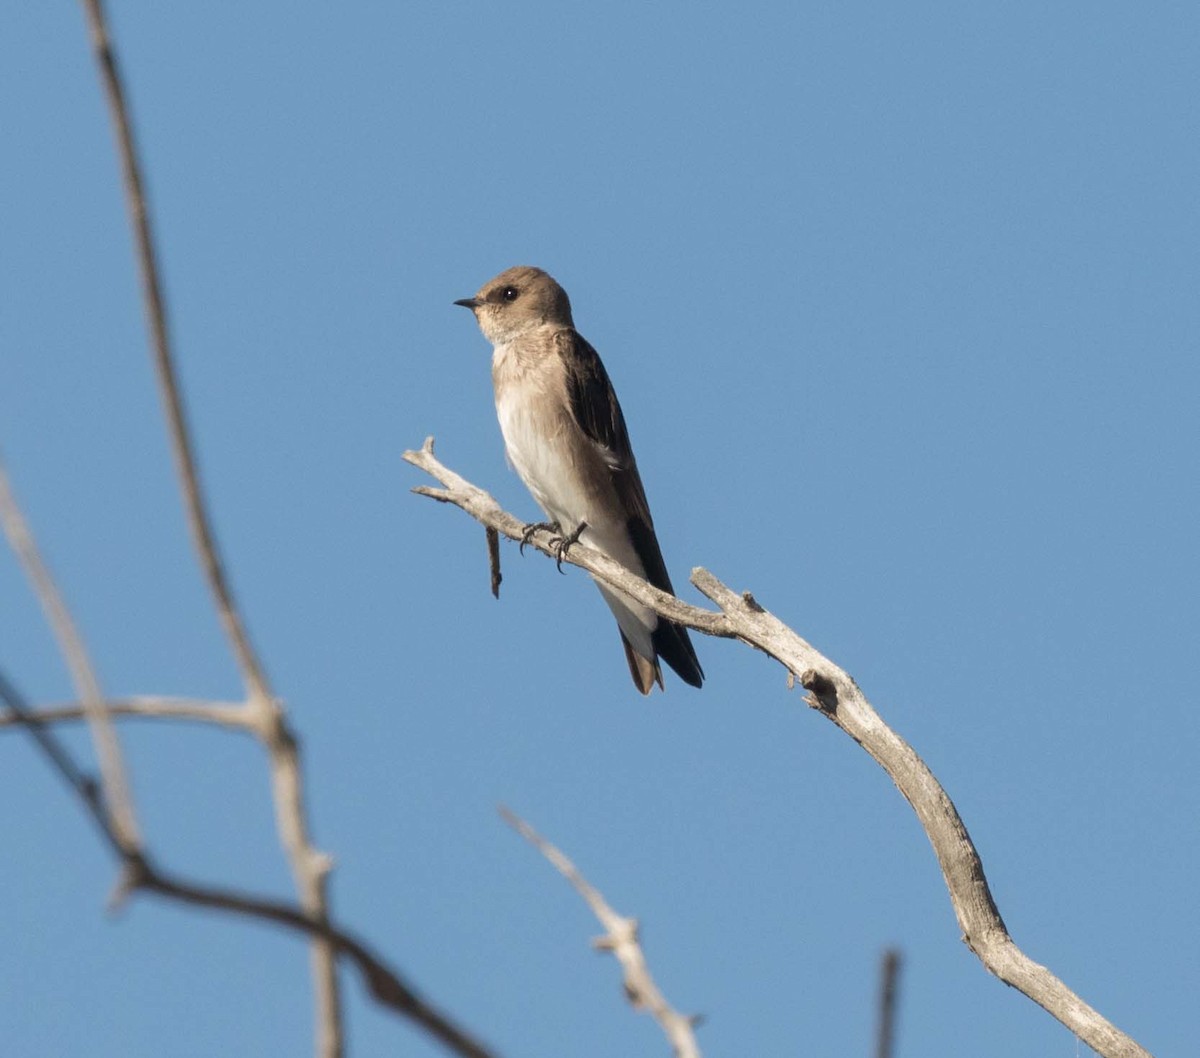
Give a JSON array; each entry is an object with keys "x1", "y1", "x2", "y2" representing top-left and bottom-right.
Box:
[{"x1": 455, "y1": 266, "x2": 704, "y2": 694}]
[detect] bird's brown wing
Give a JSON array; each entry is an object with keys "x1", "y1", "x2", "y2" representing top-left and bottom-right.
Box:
[
  {"x1": 554, "y1": 329, "x2": 653, "y2": 525},
  {"x1": 555, "y1": 329, "x2": 704, "y2": 688}
]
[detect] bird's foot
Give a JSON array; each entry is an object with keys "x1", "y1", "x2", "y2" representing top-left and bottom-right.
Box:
[
  {"x1": 553, "y1": 521, "x2": 588, "y2": 574},
  {"x1": 519, "y1": 521, "x2": 560, "y2": 556}
]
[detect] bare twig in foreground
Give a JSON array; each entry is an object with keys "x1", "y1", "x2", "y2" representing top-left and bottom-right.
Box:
[
  {"x1": 875, "y1": 948, "x2": 902, "y2": 1058},
  {"x1": 0, "y1": 484, "x2": 495, "y2": 1058},
  {"x1": 406, "y1": 437, "x2": 1153, "y2": 1058},
  {"x1": 0, "y1": 696, "x2": 251, "y2": 732},
  {"x1": 0, "y1": 672, "x2": 498, "y2": 1058},
  {"x1": 0, "y1": 669, "x2": 127, "y2": 860},
  {"x1": 0, "y1": 455, "x2": 141, "y2": 854},
  {"x1": 500, "y1": 807, "x2": 701, "y2": 1058},
  {"x1": 79, "y1": 0, "x2": 267, "y2": 706},
  {"x1": 78, "y1": 1, "x2": 339, "y2": 1050}
]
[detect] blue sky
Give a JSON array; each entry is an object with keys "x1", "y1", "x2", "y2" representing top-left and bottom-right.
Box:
[{"x1": 1, "y1": 3, "x2": 1195, "y2": 1056}]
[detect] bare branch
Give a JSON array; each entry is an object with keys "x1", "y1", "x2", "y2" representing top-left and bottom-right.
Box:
[
  {"x1": 500, "y1": 807, "x2": 701, "y2": 1058},
  {"x1": 77, "y1": 2, "x2": 341, "y2": 1048},
  {"x1": 874, "y1": 948, "x2": 902, "y2": 1058},
  {"x1": 0, "y1": 455, "x2": 141, "y2": 853},
  {"x1": 409, "y1": 440, "x2": 1153, "y2": 1058},
  {"x1": 403, "y1": 438, "x2": 735, "y2": 638},
  {"x1": 136, "y1": 865, "x2": 499, "y2": 1058},
  {"x1": 79, "y1": 0, "x2": 268, "y2": 706},
  {"x1": 0, "y1": 669, "x2": 127, "y2": 858},
  {"x1": 486, "y1": 526, "x2": 502, "y2": 598},
  {"x1": 0, "y1": 672, "x2": 497, "y2": 1058},
  {"x1": 0, "y1": 696, "x2": 251, "y2": 732}
]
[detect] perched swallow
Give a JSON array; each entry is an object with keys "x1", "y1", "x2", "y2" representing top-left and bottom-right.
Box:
[{"x1": 455, "y1": 266, "x2": 704, "y2": 693}]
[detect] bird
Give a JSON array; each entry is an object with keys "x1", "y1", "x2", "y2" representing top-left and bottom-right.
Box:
[{"x1": 455, "y1": 265, "x2": 704, "y2": 694}]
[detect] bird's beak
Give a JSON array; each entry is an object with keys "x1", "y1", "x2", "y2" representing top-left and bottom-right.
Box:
[{"x1": 453, "y1": 297, "x2": 480, "y2": 310}]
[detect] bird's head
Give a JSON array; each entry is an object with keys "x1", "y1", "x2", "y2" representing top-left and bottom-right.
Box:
[{"x1": 455, "y1": 265, "x2": 574, "y2": 344}]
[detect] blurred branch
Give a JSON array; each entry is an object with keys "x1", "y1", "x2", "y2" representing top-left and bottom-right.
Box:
[
  {"x1": 0, "y1": 668, "x2": 128, "y2": 860},
  {"x1": 500, "y1": 807, "x2": 701, "y2": 1058},
  {"x1": 874, "y1": 949, "x2": 902, "y2": 1058},
  {"x1": 79, "y1": 0, "x2": 267, "y2": 705},
  {"x1": 1, "y1": 457, "x2": 495, "y2": 1058},
  {"x1": 407, "y1": 437, "x2": 1154, "y2": 1058},
  {"x1": 0, "y1": 455, "x2": 141, "y2": 853},
  {"x1": 78, "y1": 1, "x2": 341, "y2": 1051},
  {"x1": 0, "y1": 672, "x2": 498, "y2": 1058},
  {"x1": 0, "y1": 696, "x2": 251, "y2": 731}
]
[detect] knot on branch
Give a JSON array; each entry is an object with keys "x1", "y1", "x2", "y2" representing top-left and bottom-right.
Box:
[
  {"x1": 364, "y1": 961, "x2": 417, "y2": 1008},
  {"x1": 310, "y1": 850, "x2": 336, "y2": 880},
  {"x1": 741, "y1": 590, "x2": 764, "y2": 612},
  {"x1": 108, "y1": 851, "x2": 153, "y2": 912},
  {"x1": 798, "y1": 668, "x2": 839, "y2": 713},
  {"x1": 593, "y1": 916, "x2": 639, "y2": 952},
  {"x1": 80, "y1": 775, "x2": 102, "y2": 809}
]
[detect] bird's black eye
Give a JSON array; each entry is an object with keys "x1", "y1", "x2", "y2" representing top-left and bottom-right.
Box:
[{"x1": 501, "y1": 286, "x2": 519, "y2": 302}]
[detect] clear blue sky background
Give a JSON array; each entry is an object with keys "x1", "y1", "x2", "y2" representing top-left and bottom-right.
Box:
[{"x1": 1, "y1": 3, "x2": 1195, "y2": 1056}]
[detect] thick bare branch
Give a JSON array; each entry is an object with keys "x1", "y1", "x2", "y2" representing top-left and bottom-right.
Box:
[
  {"x1": 77, "y1": 2, "x2": 341, "y2": 1048},
  {"x1": 407, "y1": 439, "x2": 1153, "y2": 1058},
  {"x1": 500, "y1": 807, "x2": 701, "y2": 1058},
  {"x1": 0, "y1": 456, "x2": 142, "y2": 853}
]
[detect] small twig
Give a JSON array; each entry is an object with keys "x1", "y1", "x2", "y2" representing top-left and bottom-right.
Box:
[
  {"x1": 499, "y1": 806, "x2": 701, "y2": 1058},
  {"x1": 407, "y1": 439, "x2": 1153, "y2": 1058},
  {"x1": 486, "y1": 526, "x2": 502, "y2": 598},
  {"x1": 0, "y1": 696, "x2": 252, "y2": 732},
  {"x1": 0, "y1": 455, "x2": 141, "y2": 854},
  {"x1": 0, "y1": 670, "x2": 497, "y2": 1058},
  {"x1": 874, "y1": 948, "x2": 902, "y2": 1058}
]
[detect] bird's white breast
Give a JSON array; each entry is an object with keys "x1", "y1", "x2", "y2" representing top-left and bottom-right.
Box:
[
  {"x1": 492, "y1": 342, "x2": 586, "y2": 529},
  {"x1": 491, "y1": 338, "x2": 655, "y2": 653}
]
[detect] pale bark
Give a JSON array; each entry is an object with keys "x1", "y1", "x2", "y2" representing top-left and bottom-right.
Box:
[
  {"x1": 405, "y1": 437, "x2": 1153, "y2": 1058},
  {"x1": 0, "y1": 458, "x2": 142, "y2": 853},
  {"x1": 501, "y1": 807, "x2": 701, "y2": 1058}
]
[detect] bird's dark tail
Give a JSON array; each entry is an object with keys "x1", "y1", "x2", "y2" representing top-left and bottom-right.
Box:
[
  {"x1": 623, "y1": 517, "x2": 705, "y2": 690},
  {"x1": 652, "y1": 619, "x2": 704, "y2": 689},
  {"x1": 621, "y1": 633, "x2": 663, "y2": 695}
]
